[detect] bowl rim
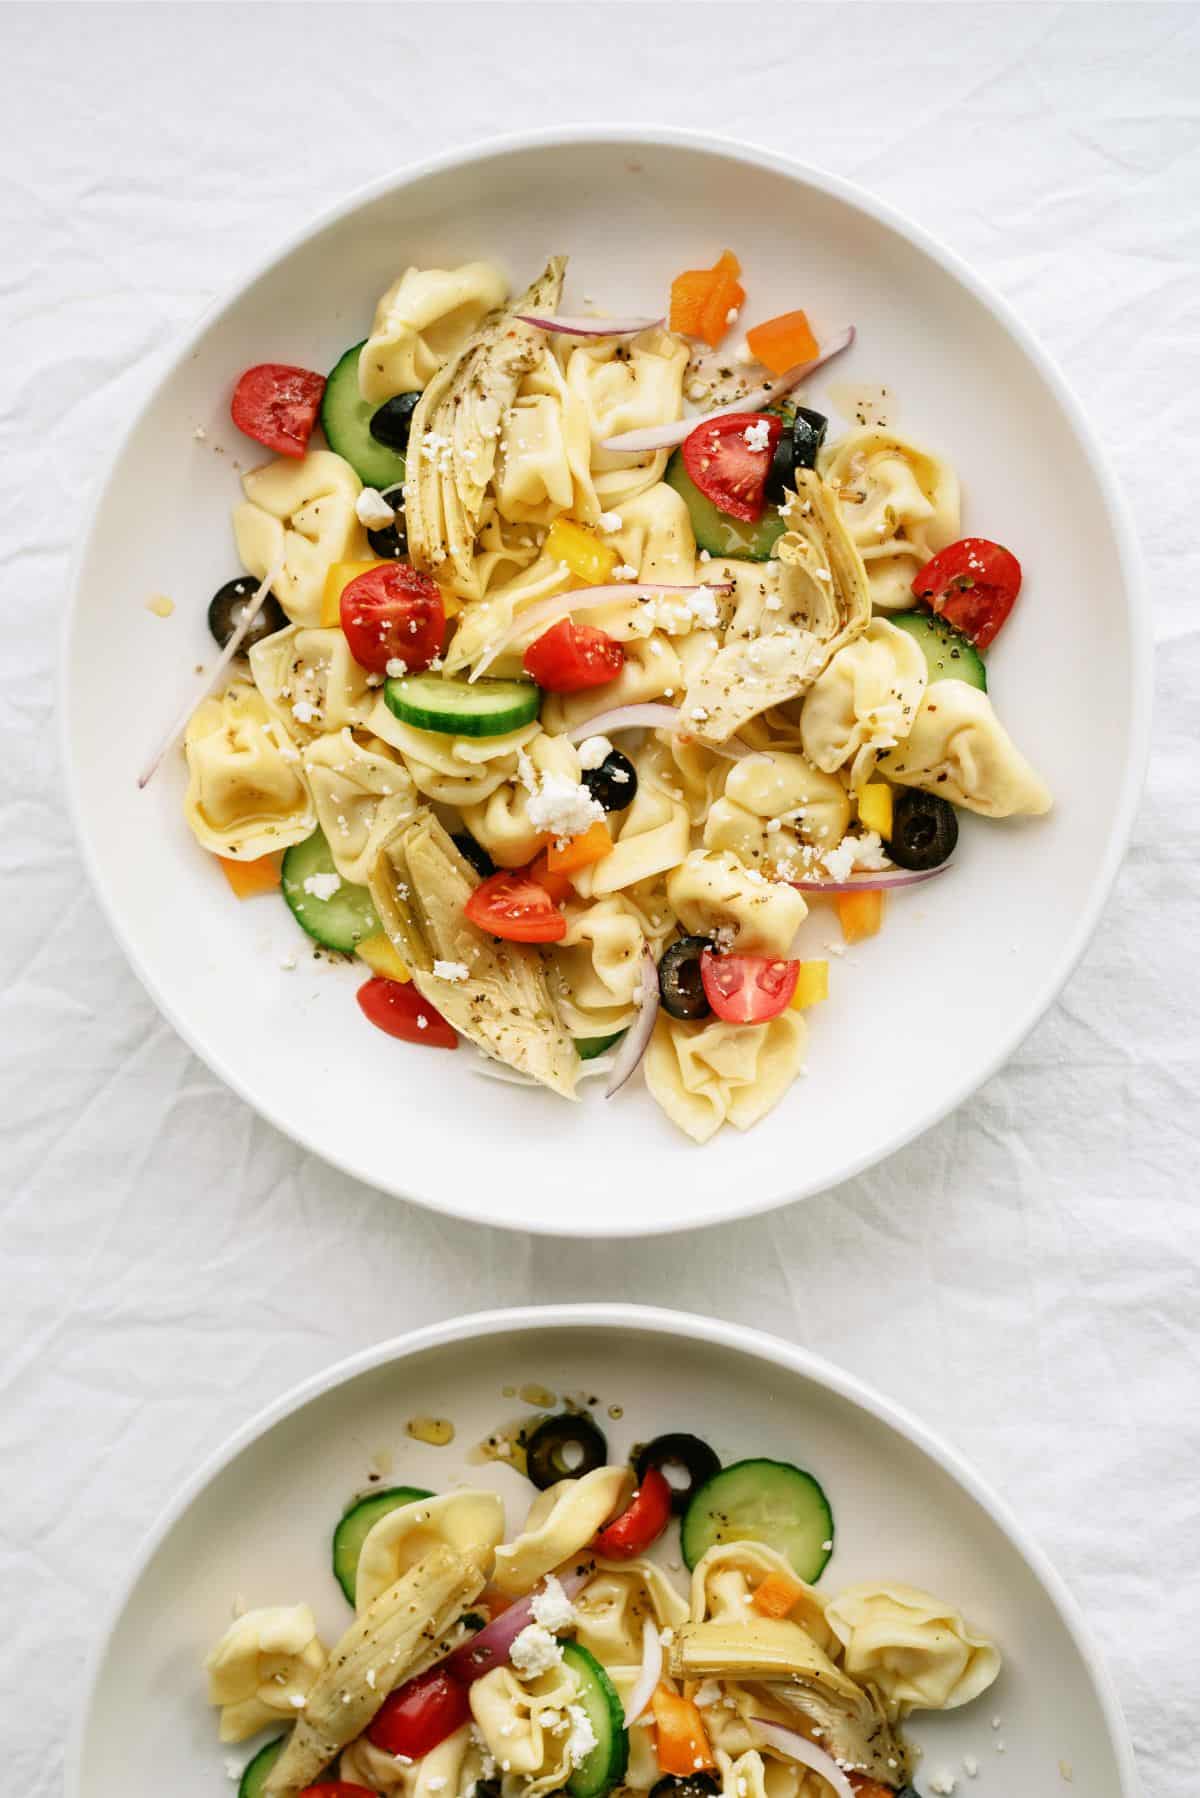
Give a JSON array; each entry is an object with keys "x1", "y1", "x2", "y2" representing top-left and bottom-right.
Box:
[
  {"x1": 59, "y1": 126, "x2": 1153, "y2": 1234},
  {"x1": 63, "y1": 1301, "x2": 1139, "y2": 1798}
]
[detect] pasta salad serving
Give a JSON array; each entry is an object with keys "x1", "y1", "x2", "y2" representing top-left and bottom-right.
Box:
[
  {"x1": 204, "y1": 1410, "x2": 1001, "y2": 1798},
  {"x1": 165, "y1": 249, "x2": 1052, "y2": 1143}
]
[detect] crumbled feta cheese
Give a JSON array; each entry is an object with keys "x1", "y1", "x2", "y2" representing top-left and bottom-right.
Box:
[
  {"x1": 302, "y1": 872, "x2": 341, "y2": 902},
  {"x1": 433, "y1": 960, "x2": 470, "y2": 983},
  {"x1": 596, "y1": 510, "x2": 623, "y2": 533},
  {"x1": 686, "y1": 380, "x2": 710, "y2": 403},
  {"x1": 530, "y1": 1573, "x2": 577, "y2": 1632},
  {"x1": 279, "y1": 955, "x2": 297, "y2": 971},
  {"x1": 291, "y1": 699, "x2": 319, "y2": 724},
  {"x1": 693, "y1": 1680, "x2": 722, "y2": 1708},
  {"x1": 613, "y1": 562, "x2": 639, "y2": 582},
  {"x1": 929, "y1": 1774, "x2": 957, "y2": 1796},
  {"x1": 224, "y1": 1760, "x2": 244, "y2": 1783},
  {"x1": 356, "y1": 487, "x2": 397, "y2": 529},
  {"x1": 576, "y1": 735, "x2": 614, "y2": 771},
  {"x1": 821, "y1": 1537, "x2": 833, "y2": 1550},
  {"x1": 386, "y1": 657, "x2": 408, "y2": 678},
  {"x1": 820, "y1": 832, "x2": 888, "y2": 882},
  {"x1": 510, "y1": 1623, "x2": 564, "y2": 1678},
  {"x1": 194, "y1": 426, "x2": 209, "y2": 442},
  {"x1": 686, "y1": 584, "x2": 720, "y2": 628},
  {"x1": 365, "y1": 672, "x2": 384, "y2": 687},
  {"x1": 365, "y1": 1667, "x2": 377, "y2": 1689},
  {"x1": 289, "y1": 1694, "x2": 306, "y2": 1709},
  {"x1": 426, "y1": 1782, "x2": 447, "y2": 1794},
  {"x1": 698, "y1": 548, "x2": 711, "y2": 563},
  {"x1": 690, "y1": 706, "x2": 709, "y2": 723},
  {"x1": 734, "y1": 340, "x2": 756, "y2": 368},
  {"x1": 725, "y1": 306, "x2": 740, "y2": 325},
  {"x1": 743, "y1": 419, "x2": 771, "y2": 453},
  {"x1": 527, "y1": 773, "x2": 605, "y2": 843},
  {"x1": 566, "y1": 1704, "x2": 598, "y2": 1768},
  {"x1": 963, "y1": 1757, "x2": 978, "y2": 1778},
  {"x1": 516, "y1": 750, "x2": 538, "y2": 795}
]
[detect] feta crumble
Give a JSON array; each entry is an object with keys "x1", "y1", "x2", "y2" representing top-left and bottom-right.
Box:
[
  {"x1": 734, "y1": 340, "x2": 757, "y2": 367},
  {"x1": 596, "y1": 510, "x2": 623, "y2": 533},
  {"x1": 355, "y1": 487, "x2": 397, "y2": 529},
  {"x1": 433, "y1": 960, "x2": 470, "y2": 983},
  {"x1": 687, "y1": 584, "x2": 720, "y2": 628},
  {"x1": 566, "y1": 1704, "x2": 598, "y2": 1768},
  {"x1": 527, "y1": 773, "x2": 605, "y2": 843},
  {"x1": 929, "y1": 1775, "x2": 957, "y2": 1796},
  {"x1": 302, "y1": 872, "x2": 341, "y2": 902},
  {"x1": 386, "y1": 657, "x2": 408, "y2": 678},
  {"x1": 576, "y1": 736, "x2": 614, "y2": 771},
  {"x1": 530, "y1": 1574, "x2": 577, "y2": 1632},
  {"x1": 291, "y1": 699, "x2": 320, "y2": 724},
  {"x1": 613, "y1": 562, "x2": 640, "y2": 582},
  {"x1": 509, "y1": 1623, "x2": 564, "y2": 1678},
  {"x1": 743, "y1": 419, "x2": 771, "y2": 453}
]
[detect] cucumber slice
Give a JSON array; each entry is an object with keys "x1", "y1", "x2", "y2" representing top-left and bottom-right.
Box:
[
  {"x1": 320, "y1": 342, "x2": 409, "y2": 491},
  {"x1": 281, "y1": 829, "x2": 381, "y2": 952},
  {"x1": 238, "y1": 1737, "x2": 285, "y2": 1798},
  {"x1": 575, "y1": 1031, "x2": 625, "y2": 1062},
  {"x1": 680, "y1": 1457, "x2": 834, "y2": 1583},
  {"x1": 561, "y1": 1641, "x2": 628, "y2": 1798},
  {"x1": 331, "y1": 1485, "x2": 433, "y2": 1604},
  {"x1": 385, "y1": 672, "x2": 541, "y2": 738},
  {"x1": 890, "y1": 609, "x2": 987, "y2": 692},
  {"x1": 666, "y1": 449, "x2": 786, "y2": 563}
]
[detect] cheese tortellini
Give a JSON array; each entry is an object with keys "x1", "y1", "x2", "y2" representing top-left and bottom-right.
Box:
[
  {"x1": 823, "y1": 1582, "x2": 1001, "y2": 1717},
  {"x1": 249, "y1": 625, "x2": 374, "y2": 749},
  {"x1": 704, "y1": 750, "x2": 851, "y2": 873},
  {"x1": 572, "y1": 1557, "x2": 690, "y2": 1667},
  {"x1": 821, "y1": 427, "x2": 960, "y2": 611},
  {"x1": 645, "y1": 1010, "x2": 808, "y2": 1145},
  {"x1": 667, "y1": 849, "x2": 807, "y2": 958},
  {"x1": 569, "y1": 743, "x2": 691, "y2": 900},
  {"x1": 359, "y1": 261, "x2": 509, "y2": 403},
  {"x1": 688, "y1": 1541, "x2": 834, "y2": 1653},
  {"x1": 469, "y1": 1659, "x2": 582, "y2": 1794},
  {"x1": 460, "y1": 732, "x2": 582, "y2": 869},
  {"x1": 800, "y1": 617, "x2": 928, "y2": 790},
  {"x1": 234, "y1": 451, "x2": 367, "y2": 627},
  {"x1": 204, "y1": 1603, "x2": 326, "y2": 1742},
  {"x1": 301, "y1": 731, "x2": 418, "y2": 885},
  {"x1": 370, "y1": 705, "x2": 542, "y2": 806},
  {"x1": 492, "y1": 1467, "x2": 631, "y2": 1597},
  {"x1": 546, "y1": 896, "x2": 651, "y2": 1036},
  {"x1": 184, "y1": 683, "x2": 314, "y2": 859},
  {"x1": 879, "y1": 679, "x2": 1053, "y2": 818},
  {"x1": 341, "y1": 1724, "x2": 482, "y2": 1798},
  {"x1": 355, "y1": 1488, "x2": 505, "y2": 1613}
]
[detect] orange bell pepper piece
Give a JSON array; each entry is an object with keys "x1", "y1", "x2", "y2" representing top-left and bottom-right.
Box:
[
  {"x1": 835, "y1": 889, "x2": 885, "y2": 944},
  {"x1": 545, "y1": 818, "x2": 612, "y2": 875},
  {"x1": 670, "y1": 250, "x2": 745, "y2": 349},
  {"x1": 217, "y1": 854, "x2": 280, "y2": 898},
  {"x1": 745, "y1": 308, "x2": 819, "y2": 375},
  {"x1": 750, "y1": 1569, "x2": 809, "y2": 1618},
  {"x1": 651, "y1": 1684, "x2": 715, "y2": 1776},
  {"x1": 529, "y1": 848, "x2": 573, "y2": 904}
]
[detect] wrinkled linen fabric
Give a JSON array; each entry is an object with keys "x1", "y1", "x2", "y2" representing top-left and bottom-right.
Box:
[{"x1": 1, "y1": 9, "x2": 1197, "y2": 1798}]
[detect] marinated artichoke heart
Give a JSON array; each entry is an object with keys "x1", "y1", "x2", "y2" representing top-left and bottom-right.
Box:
[
  {"x1": 683, "y1": 470, "x2": 871, "y2": 744},
  {"x1": 368, "y1": 809, "x2": 578, "y2": 1099},
  {"x1": 264, "y1": 1542, "x2": 488, "y2": 1798},
  {"x1": 671, "y1": 1616, "x2": 910, "y2": 1787},
  {"x1": 406, "y1": 257, "x2": 567, "y2": 600}
]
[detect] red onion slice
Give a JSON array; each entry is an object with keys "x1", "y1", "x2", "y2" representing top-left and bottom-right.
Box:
[
  {"x1": 565, "y1": 704, "x2": 683, "y2": 743},
  {"x1": 600, "y1": 326, "x2": 857, "y2": 453},
  {"x1": 622, "y1": 1617, "x2": 663, "y2": 1725},
  {"x1": 444, "y1": 1568, "x2": 591, "y2": 1684},
  {"x1": 606, "y1": 950, "x2": 659, "y2": 1098},
  {"x1": 517, "y1": 314, "x2": 665, "y2": 338},
  {"x1": 788, "y1": 864, "x2": 951, "y2": 895},
  {"x1": 471, "y1": 582, "x2": 732, "y2": 681},
  {"x1": 750, "y1": 1720, "x2": 856, "y2": 1798}
]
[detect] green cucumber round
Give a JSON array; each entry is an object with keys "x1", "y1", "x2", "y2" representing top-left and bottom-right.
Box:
[
  {"x1": 238, "y1": 1737, "x2": 285, "y2": 1798},
  {"x1": 384, "y1": 672, "x2": 540, "y2": 738},
  {"x1": 561, "y1": 1641, "x2": 628, "y2": 1798},
  {"x1": 666, "y1": 448, "x2": 785, "y2": 563},
  {"x1": 331, "y1": 1484, "x2": 434, "y2": 1605},
  {"x1": 321, "y1": 342, "x2": 409, "y2": 491},
  {"x1": 890, "y1": 609, "x2": 987, "y2": 692},
  {"x1": 680, "y1": 1456, "x2": 834, "y2": 1583},
  {"x1": 281, "y1": 829, "x2": 381, "y2": 952},
  {"x1": 575, "y1": 1032, "x2": 626, "y2": 1062}
]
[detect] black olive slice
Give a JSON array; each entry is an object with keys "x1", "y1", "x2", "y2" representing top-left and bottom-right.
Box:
[
  {"x1": 635, "y1": 1432, "x2": 721, "y2": 1515},
  {"x1": 887, "y1": 789, "x2": 958, "y2": 871},
  {"x1": 452, "y1": 832, "x2": 496, "y2": 880},
  {"x1": 369, "y1": 392, "x2": 421, "y2": 452},
  {"x1": 657, "y1": 937, "x2": 713, "y2": 1022},
  {"x1": 207, "y1": 577, "x2": 287, "y2": 651},
  {"x1": 582, "y1": 750, "x2": 638, "y2": 814},
  {"x1": 524, "y1": 1412, "x2": 608, "y2": 1490}
]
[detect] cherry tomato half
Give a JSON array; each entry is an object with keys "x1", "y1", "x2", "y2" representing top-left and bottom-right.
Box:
[
  {"x1": 357, "y1": 977, "x2": 458, "y2": 1049},
  {"x1": 230, "y1": 363, "x2": 325, "y2": 458},
  {"x1": 699, "y1": 951, "x2": 798, "y2": 1024},
  {"x1": 298, "y1": 1785, "x2": 379, "y2": 1798},
  {"x1": 681, "y1": 412, "x2": 782, "y2": 524},
  {"x1": 367, "y1": 1667, "x2": 471, "y2": 1760},
  {"x1": 340, "y1": 563, "x2": 445, "y2": 675},
  {"x1": 911, "y1": 536, "x2": 1022, "y2": 651},
  {"x1": 593, "y1": 1466, "x2": 672, "y2": 1559},
  {"x1": 464, "y1": 871, "x2": 566, "y2": 944},
  {"x1": 523, "y1": 617, "x2": 625, "y2": 693}
]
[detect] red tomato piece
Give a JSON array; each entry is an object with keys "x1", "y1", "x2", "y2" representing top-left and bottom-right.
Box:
[
  {"x1": 523, "y1": 618, "x2": 625, "y2": 692},
  {"x1": 464, "y1": 872, "x2": 566, "y2": 944},
  {"x1": 593, "y1": 1466, "x2": 672, "y2": 1559},
  {"x1": 367, "y1": 1668, "x2": 471, "y2": 1760},
  {"x1": 911, "y1": 536, "x2": 1022, "y2": 651},
  {"x1": 340, "y1": 563, "x2": 445, "y2": 675},
  {"x1": 357, "y1": 977, "x2": 458, "y2": 1049},
  {"x1": 230, "y1": 363, "x2": 325, "y2": 458},
  {"x1": 298, "y1": 1786, "x2": 379, "y2": 1798},
  {"x1": 700, "y1": 951, "x2": 799, "y2": 1024},
  {"x1": 681, "y1": 412, "x2": 782, "y2": 524}
]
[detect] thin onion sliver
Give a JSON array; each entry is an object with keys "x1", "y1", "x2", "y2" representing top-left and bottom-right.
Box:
[
  {"x1": 788, "y1": 864, "x2": 951, "y2": 895},
  {"x1": 516, "y1": 314, "x2": 664, "y2": 338},
  {"x1": 605, "y1": 950, "x2": 659, "y2": 1099},
  {"x1": 622, "y1": 1617, "x2": 663, "y2": 1724},
  {"x1": 750, "y1": 1720, "x2": 856, "y2": 1798}
]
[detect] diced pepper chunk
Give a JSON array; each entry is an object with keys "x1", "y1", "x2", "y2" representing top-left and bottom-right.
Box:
[
  {"x1": 857, "y1": 781, "x2": 894, "y2": 838},
  {"x1": 750, "y1": 1569, "x2": 810, "y2": 1617},
  {"x1": 835, "y1": 889, "x2": 885, "y2": 944},
  {"x1": 789, "y1": 960, "x2": 829, "y2": 1011},
  {"x1": 529, "y1": 847, "x2": 574, "y2": 904},
  {"x1": 651, "y1": 1684, "x2": 715, "y2": 1776},
  {"x1": 745, "y1": 308, "x2": 819, "y2": 375},
  {"x1": 545, "y1": 819, "x2": 612, "y2": 875},
  {"x1": 544, "y1": 518, "x2": 619, "y2": 586},
  {"x1": 321, "y1": 559, "x2": 391, "y2": 627},
  {"x1": 356, "y1": 931, "x2": 412, "y2": 983},
  {"x1": 670, "y1": 250, "x2": 744, "y2": 349},
  {"x1": 217, "y1": 854, "x2": 280, "y2": 898}
]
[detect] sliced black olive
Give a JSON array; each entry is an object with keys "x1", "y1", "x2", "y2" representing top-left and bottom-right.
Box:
[
  {"x1": 658, "y1": 936, "x2": 712, "y2": 1022},
  {"x1": 790, "y1": 406, "x2": 828, "y2": 472},
  {"x1": 452, "y1": 832, "x2": 496, "y2": 880},
  {"x1": 582, "y1": 750, "x2": 638, "y2": 813},
  {"x1": 887, "y1": 789, "x2": 958, "y2": 871},
  {"x1": 635, "y1": 1432, "x2": 721, "y2": 1516},
  {"x1": 650, "y1": 1777, "x2": 720, "y2": 1798},
  {"x1": 524, "y1": 1413, "x2": 608, "y2": 1490},
  {"x1": 764, "y1": 428, "x2": 795, "y2": 506},
  {"x1": 369, "y1": 392, "x2": 421, "y2": 452},
  {"x1": 367, "y1": 485, "x2": 408, "y2": 561},
  {"x1": 207, "y1": 577, "x2": 288, "y2": 651}
]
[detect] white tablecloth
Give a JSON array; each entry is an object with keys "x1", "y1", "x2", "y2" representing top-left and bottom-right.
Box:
[{"x1": 3, "y1": 5, "x2": 1196, "y2": 1793}]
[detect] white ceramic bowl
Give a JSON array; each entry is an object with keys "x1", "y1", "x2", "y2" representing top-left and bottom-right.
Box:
[
  {"x1": 62, "y1": 129, "x2": 1150, "y2": 1234},
  {"x1": 66, "y1": 1305, "x2": 1137, "y2": 1798}
]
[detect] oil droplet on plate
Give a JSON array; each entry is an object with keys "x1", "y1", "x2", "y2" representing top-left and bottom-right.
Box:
[
  {"x1": 607, "y1": 1405, "x2": 623, "y2": 1420},
  {"x1": 517, "y1": 1383, "x2": 557, "y2": 1409},
  {"x1": 146, "y1": 594, "x2": 175, "y2": 617},
  {"x1": 406, "y1": 1415, "x2": 455, "y2": 1447},
  {"x1": 827, "y1": 381, "x2": 892, "y2": 431}
]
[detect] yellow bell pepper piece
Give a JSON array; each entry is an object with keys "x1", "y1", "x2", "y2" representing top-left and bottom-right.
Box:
[
  {"x1": 835, "y1": 889, "x2": 885, "y2": 945},
  {"x1": 356, "y1": 932, "x2": 411, "y2": 983},
  {"x1": 320, "y1": 560, "x2": 391, "y2": 628},
  {"x1": 789, "y1": 960, "x2": 829, "y2": 1010},
  {"x1": 544, "y1": 518, "x2": 619, "y2": 586},
  {"x1": 857, "y1": 780, "x2": 894, "y2": 838}
]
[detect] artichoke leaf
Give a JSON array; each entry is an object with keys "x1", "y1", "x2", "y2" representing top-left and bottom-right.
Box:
[
  {"x1": 370, "y1": 809, "x2": 578, "y2": 1099},
  {"x1": 406, "y1": 258, "x2": 567, "y2": 598},
  {"x1": 684, "y1": 470, "x2": 871, "y2": 743},
  {"x1": 264, "y1": 1542, "x2": 488, "y2": 1798}
]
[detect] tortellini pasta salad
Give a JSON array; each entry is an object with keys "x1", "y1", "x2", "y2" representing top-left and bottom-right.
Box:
[
  {"x1": 204, "y1": 1405, "x2": 1001, "y2": 1798},
  {"x1": 172, "y1": 248, "x2": 1051, "y2": 1143}
]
